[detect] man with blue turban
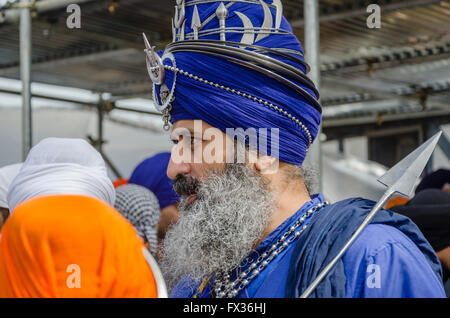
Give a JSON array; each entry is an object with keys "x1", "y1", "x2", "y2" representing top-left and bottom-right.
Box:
[{"x1": 146, "y1": 0, "x2": 445, "y2": 297}]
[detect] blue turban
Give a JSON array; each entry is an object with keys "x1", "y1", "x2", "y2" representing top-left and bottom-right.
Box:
[
  {"x1": 148, "y1": 0, "x2": 321, "y2": 166},
  {"x1": 129, "y1": 152, "x2": 180, "y2": 210}
]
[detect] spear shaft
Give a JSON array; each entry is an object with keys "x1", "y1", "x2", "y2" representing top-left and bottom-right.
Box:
[{"x1": 300, "y1": 190, "x2": 392, "y2": 298}]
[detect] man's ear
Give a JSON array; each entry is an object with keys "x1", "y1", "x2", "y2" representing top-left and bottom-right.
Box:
[{"x1": 254, "y1": 155, "x2": 279, "y2": 175}]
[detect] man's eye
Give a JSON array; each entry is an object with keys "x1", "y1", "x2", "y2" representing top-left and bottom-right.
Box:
[{"x1": 171, "y1": 139, "x2": 179, "y2": 145}]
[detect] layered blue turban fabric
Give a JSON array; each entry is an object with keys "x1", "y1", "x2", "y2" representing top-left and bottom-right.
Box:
[
  {"x1": 129, "y1": 152, "x2": 179, "y2": 210},
  {"x1": 154, "y1": 0, "x2": 322, "y2": 166}
]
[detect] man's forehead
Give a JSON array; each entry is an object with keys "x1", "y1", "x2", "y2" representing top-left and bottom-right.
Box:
[
  {"x1": 171, "y1": 120, "x2": 220, "y2": 133},
  {"x1": 172, "y1": 120, "x2": 195, "y2": 131}
]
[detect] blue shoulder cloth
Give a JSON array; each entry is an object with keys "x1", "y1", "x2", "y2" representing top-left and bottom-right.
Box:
[{"x1": 285, "y1": 197, "x2": 443, "y2": 298}]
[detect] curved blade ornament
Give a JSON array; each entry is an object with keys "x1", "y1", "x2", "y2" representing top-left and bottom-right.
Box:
[
  {"x1": 151, "y1": 52, "x2": 178, "y2": 112},
  {"x1": 255, "y1": 0, "x2": 273, "y2": 42},
  {"x1": 179, "y1": 20, "x2": 186, "y2": 41},
  {"x1": 172, "y1": 18, "x2": 177, "y2": 42},
  {"x1": 143, "y1": 33, "x2": 165, "y2": 85},
  {"x1": 273, "y1": 0, "x2": 283, "y2": 30},
  {"x1": 235, "y1": 11, "x2": 255, "y2": 45},
  {"x1": 174, "y1": 0, "x2": 185, "y2": 28}
]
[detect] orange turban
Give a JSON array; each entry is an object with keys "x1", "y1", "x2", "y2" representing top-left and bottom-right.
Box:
[{"x1": 0, "y1": 195, "x2": 157, "y2": 298}]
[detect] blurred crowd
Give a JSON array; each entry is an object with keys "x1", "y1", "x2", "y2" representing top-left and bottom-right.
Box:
[{"x1": 0, "y1": 138, "x2": 179, "y2": 297}]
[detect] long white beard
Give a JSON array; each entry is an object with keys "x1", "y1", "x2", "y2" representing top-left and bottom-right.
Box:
[{"x1": 160, "y1": 163, "x2": 275, "y2": 292}]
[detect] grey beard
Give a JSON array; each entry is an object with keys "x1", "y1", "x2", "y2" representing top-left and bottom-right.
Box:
[{"x1": 160, "y1": 163, "x2": 275, "y2": 293}]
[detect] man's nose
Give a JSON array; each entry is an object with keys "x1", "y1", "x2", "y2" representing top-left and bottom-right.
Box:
[{"x1": 167, "y1": 152, "x2": 190, "y2": 180}]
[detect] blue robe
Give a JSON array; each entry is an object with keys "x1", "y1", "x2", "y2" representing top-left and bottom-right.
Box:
[{"x1": 171, "y1": 194, "x2": 446, "y2": 298}]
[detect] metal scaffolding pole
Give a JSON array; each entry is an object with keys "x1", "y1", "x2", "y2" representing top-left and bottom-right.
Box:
[
  {"x1": 20, "y1": 0, "x2": 32, "y2": 160},
  {"x1": 92, "y1": 95, "x2": 123, "y2": 180},
  {"x1": 304, "y1": 0, "x2": 322, "y2": 193},
  {"x1": 97, "y1": 96, "x2": 104, "y2": 153}
]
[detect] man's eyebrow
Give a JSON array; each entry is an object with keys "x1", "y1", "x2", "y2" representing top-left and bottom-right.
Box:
[{"x1": 171, "y1": 128, "x2": 198, "y2": 139}]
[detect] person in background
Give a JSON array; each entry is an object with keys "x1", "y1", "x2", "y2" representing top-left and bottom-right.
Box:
[
  {"x1": 0, "y1": 163, "x2": 22, "y2": 230},
  {"x1": 128, "y1": 152, "x2": 180, "y2": 260},
  {"x1": 415, "y1": 169, "x2": 450, "y2": 194},
  {"x1": 115, "y1": 183, "x2": 160, "y2": 257},
  {"x1": 385, "y1": 168, "x2": 450, "y2": 210},
  {"x1": 113, "y1": 178, "x2": 129, "y2": 189},
  {"x1": 7, "y1": 138, "x2": 115, "y2": 213},
  {"x1": 391, "y1": 188, "x2": 450, "y2": 297},
  {"x1": 0, "y1": 195, "x2": 157, "y2": 297}
]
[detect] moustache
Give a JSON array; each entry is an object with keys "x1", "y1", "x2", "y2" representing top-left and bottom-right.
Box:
[{"x1": 173, "y1": 173, "x2": 200, "y2": 197}]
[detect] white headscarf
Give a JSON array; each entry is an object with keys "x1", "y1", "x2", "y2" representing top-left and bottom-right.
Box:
[
  {"x1": 7, "y1": 138, "x2": 116, "y2": 212},
  {"x1": 0, "y1": 163, "x2": 23, "y2": 209}
]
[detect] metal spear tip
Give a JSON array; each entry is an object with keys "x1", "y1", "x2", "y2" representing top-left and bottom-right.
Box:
[
  {"x1": 377, "y1": 131, "x2": 443, "y2": 198},
  {"x1": 142, "y1": 32, "x2": 151, "y2": 51},
  {"x1": 191, "y1": 5, "x2": 202, "y2": 30},
  {"x1": 216, "y1": 2, "x2": 229, "y2": 19}
]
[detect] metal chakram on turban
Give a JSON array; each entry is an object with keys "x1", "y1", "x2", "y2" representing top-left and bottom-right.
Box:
[{"x1": 143, "y1": 0, "x2": 322, "y2": 166}]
